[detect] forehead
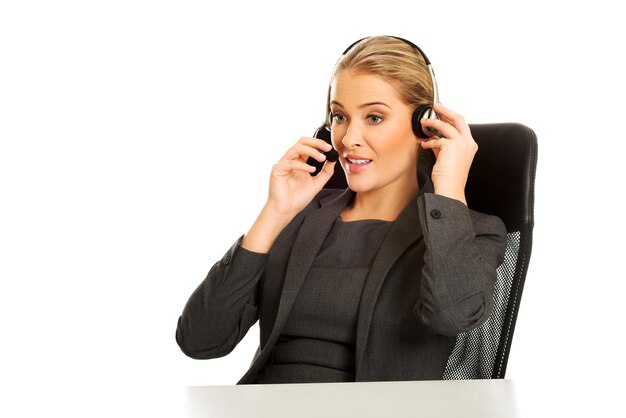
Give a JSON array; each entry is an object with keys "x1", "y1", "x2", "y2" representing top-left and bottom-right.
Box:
[{"x1": 330, "y1": 71, "x2": 404, "y2": 105}]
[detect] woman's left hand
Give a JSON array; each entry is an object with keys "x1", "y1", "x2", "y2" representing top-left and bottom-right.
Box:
[{"x1": 420, "y1": 103, "x2": 477, "y2": 206}]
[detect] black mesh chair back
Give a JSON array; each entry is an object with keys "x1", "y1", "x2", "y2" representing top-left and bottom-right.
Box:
[{"x1": 309, "y1": 123, "x2": 538, "y2": 379}]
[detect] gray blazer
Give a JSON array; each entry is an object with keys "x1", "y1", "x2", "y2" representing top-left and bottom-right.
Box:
[{"x1": 176, "y1": 181, "x2": 507, "y2": 384}]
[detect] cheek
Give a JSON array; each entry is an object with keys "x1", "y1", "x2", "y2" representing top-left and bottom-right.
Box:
[
  {"x1": 330, "y1": 132, "x2": 343, "y2": 151},
  {"x1": 379, "y1": 129, "x2": 419, "y2": 162}
]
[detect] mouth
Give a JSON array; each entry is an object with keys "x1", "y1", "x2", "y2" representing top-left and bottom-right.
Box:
[
  {"x1": 344, "y1": 157, "x2": 372, "y2": 174},
  {"x1": 346, "y1": 158, "x2": 372, "y2": 164}
]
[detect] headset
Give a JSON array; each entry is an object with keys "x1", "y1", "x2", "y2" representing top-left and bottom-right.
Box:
[{"x1": 326, "y1": 36, "x2": 440, "y2": 139}]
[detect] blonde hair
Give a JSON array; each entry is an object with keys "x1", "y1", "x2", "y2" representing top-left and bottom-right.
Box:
[{"x1": 325, "y1": 36, "x2": 435, "y2": 127}]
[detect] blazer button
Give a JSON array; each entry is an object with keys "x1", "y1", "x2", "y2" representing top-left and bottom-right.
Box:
[
  {"x1": 223, "y1": 254, "x2": 231, "y2": 264},
  {"x1": 430, "y1": 209, "x2": 442, "y2": 219}
]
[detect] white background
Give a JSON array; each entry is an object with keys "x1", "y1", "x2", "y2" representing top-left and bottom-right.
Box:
[{"x1": 1, "y1": 0, "x2": 624, "y2": 416}]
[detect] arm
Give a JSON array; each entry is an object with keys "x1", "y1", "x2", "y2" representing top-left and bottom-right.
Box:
[
  {"x1": 412, "y1": 193, "x2": 507, "y2": 336},
  {"x1": 176, "y1": 236, "x2": 268, "y2": 359},
  {"x1": 241, "y1": 137, "x2": 336, "y2": 253},
  {"x1": 413, "y1": 104, "x2": 506, "y2": 335},
  {"x1": 176, "y1": 137, "x2": 337, "y2": 358}
]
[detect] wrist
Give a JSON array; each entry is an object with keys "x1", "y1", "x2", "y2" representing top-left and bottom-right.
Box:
[
  {"x1": 241, "y1": 204, "x2": 295, "y2": 253},
  {"x1": 433, "y1": 184, "x2": 467, "y2": 206}
]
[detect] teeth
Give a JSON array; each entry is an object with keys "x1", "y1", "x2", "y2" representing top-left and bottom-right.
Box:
[{"x1": 347, "y1": 158, "x2": 371, "y2": 164}]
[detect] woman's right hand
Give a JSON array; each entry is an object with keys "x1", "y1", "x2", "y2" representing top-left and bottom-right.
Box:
[
  {"x1": 241, "y1": 137, "x2": 336, "y2": 253},
  {"x1": 266, "y1": 137, "x2": 336, "y2": 218}
]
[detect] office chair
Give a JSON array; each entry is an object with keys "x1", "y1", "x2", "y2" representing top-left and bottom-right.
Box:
[{"x1": 310, "y1": 123, "x2": 538, "y2": 379}]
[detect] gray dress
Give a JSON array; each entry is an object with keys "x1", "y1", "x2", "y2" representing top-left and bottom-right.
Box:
[{"x1": 255, "y1": 217, "x2": 393, "y2": 384}]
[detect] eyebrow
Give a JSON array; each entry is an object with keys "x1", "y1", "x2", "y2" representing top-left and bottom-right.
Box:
[{"x1": 330, "y1": 100, "x2": 392, "y2": 109}]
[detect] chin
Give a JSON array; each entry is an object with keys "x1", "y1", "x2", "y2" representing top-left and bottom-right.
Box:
[
  {"x1": 345, "y1": 177, "x2": 376, "y2": 194},
  {"x1": 341, "y1": 163, "x2": 389, "y2": 194}
]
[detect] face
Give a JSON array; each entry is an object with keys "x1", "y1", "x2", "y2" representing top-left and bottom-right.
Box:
[{"x1": 329, "y1": 70, "x2": 421, "y2": 197}]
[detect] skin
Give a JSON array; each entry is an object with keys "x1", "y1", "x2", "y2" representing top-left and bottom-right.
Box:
[
  {"x1": 329, "y1": 71, "x2": 421, "y2": 221},
  {"x1": 241, "y1": 70, "x2": 477, "y2": 253},
  {"x1": 421, "y1": 104, "x2": 478, "y2": 207}
]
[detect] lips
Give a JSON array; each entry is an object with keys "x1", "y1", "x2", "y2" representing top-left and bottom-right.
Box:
[{"x1": 344, "y1": 154, "x2": 372, "y2": 174}]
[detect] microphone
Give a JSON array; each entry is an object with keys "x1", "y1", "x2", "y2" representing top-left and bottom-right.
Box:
[{"x1": 324, "y1": 147, "x2": 339, "y2": 162}]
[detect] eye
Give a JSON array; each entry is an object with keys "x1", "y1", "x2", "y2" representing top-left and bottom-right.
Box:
[
  {"x1": 368, "y1": 114, "x2": 383, "y2": 125},
  {"x1": 331, "y1": 112, "x2": 347, "y2": 124}
]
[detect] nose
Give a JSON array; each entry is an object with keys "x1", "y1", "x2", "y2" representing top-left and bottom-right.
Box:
[{"x1": 340, "y1": 122, "x2": 363, "y2": 150}]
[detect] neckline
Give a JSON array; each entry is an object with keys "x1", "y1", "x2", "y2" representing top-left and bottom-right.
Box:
[{"x1": 337, "y1": 216, "x2": 393, "y2": 225}]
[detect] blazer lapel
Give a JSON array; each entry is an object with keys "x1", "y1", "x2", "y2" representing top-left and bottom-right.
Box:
[
  {"x1": 271, "y1": 189, "x2": 354, "y2": 335},
  {"x1": 240, "y1": 174, "x2": 433, "y2": 384},
  {"x1": 240, "y1": 189, "x2": 354, "y2": 382},
  {"x1": 354, "y1": 177, "x2": 432, "y2": 373}
]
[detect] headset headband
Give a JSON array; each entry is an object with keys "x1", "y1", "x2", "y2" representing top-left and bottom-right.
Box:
[{"x1": 342, "y1": 36, "x2": 432, "y2": 65}]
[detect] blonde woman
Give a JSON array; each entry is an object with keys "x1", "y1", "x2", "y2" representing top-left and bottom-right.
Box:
[{"x1": 176, "y1": 36, "x2": 507, "y2": 384}]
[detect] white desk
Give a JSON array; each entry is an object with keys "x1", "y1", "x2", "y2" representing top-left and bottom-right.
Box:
[{"x1": 186, "y1": 379, "x2": 519, "y2": 418}]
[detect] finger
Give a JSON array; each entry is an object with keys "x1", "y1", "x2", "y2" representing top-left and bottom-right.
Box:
[
  {"x1": 296, "y1": 137, "x2": 333, "y2": 152},
  {"x1": 420, "y1": 137, "x2": 447, "y2": 150},
  {"x1": 432, "y1": 102, "x2": 461, "y2": 120},
  {"x1": 284, "y1": 143, "x2": 328, "y2": 163},
  {"x1": 420, "y1": 140, "x2": 440, "y2": 159},
  {"x1": 273, "y1": 159, "x2": 317, "y2": 175},
  {"x1": 437, "y1": 112, "x2": 454, "y2": 125},
  {"x1": 432, "y1": 103, "x2": 471, "y2": 137},
  {"x1": 312, "y1": 160, "x2": 337, "y2": 184},
  {"x1": 421, "y1": 118, "x2": 459, "y2": 140}
]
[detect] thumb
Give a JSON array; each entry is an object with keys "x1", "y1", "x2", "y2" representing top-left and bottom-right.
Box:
[{"x1": 313, "y1": 160, "x2": 337, "y2": 186}]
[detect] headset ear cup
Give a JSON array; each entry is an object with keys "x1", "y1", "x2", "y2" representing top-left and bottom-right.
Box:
[{"x1": 412, "y1": 105, "x2": 432, "y2": 139}]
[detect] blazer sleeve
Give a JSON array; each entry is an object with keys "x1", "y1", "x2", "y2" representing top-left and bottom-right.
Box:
[
  {"x1": 176, "y1": 235, "x2": 268, "y2": 359},
  {"x1": 412, "y1": 193, "x2": 507, "y2": 337}
]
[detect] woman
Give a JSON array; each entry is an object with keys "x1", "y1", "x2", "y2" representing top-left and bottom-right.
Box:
[{"x1": 176, "y1": 36, "x2": 507, "y2": 384}]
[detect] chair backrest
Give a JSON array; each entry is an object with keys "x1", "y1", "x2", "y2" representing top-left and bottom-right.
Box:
[{"x1": 310, "y1": 123, "x2": 538, "y2": 379}]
